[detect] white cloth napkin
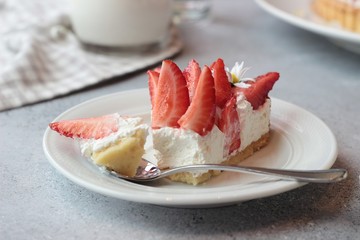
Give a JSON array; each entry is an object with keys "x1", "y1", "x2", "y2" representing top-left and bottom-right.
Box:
[{"x1": 0, "y1": 0, "x2": 182, "y2": 111}]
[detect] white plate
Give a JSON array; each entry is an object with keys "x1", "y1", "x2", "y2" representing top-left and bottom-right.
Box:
[
  {"x1": 43, "y1": 88, "x2": 338, "y2": 208},
  {"x1": 255, "y1": 0, "x2": 360, "y2": 54}
]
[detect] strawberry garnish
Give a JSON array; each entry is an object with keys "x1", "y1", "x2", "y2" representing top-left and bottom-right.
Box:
[
  {"x1": 183, "y1": 59, "x2": 201, "y2": 102},
  {"x1": 178, "y1": 66, "x2": 216, "y2": 136},
  {"x1": 49, "y1": 113, "x2": 119, "y2": 139},
  {"x1": 152, "y1": 60, "x2": 190, "y2": 129},
  {"x1": 153, "y1": 67, "x2": 161, "y2": 73},
  {"x1": 211, "y1": 58, "x2": 232, "y2": 108},
  {"x1": 233, "y1": 72, "x2": 279, "y2": 110},
  {"x1": 218, "y1": 96, "x2": 241, "y2": 155},
  {"x1": 147, "y1": 70, "x2": 159, "y2": 107}
]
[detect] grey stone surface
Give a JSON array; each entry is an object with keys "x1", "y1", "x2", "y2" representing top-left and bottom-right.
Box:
[{"x1": 1, "y1": 1, "x2": 359, "y2": 239}]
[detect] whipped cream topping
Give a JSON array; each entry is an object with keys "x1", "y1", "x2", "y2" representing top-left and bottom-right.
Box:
[
  {"x1": 80, "y1": 117, "x2": 148, "y2": 157},
  {"x1": 153, "y1": 125, "x2": 225, "y2": 170},
  {"x1": 235, "y1": 95, "x2": 271, "y2": 153},
  {"x1": 152, "y1": 94, "x2": 271, "y2": 170}
]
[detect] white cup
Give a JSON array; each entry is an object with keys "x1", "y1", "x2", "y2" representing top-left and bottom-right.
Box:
[{"x1": 69, "y1": 0, "x2": 174, "y2": 48}]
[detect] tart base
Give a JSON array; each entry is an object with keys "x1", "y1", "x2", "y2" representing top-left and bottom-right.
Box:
[
  {"x1": 313, "y1": 0, "x2": 360, "y2": 33},
  {"x1": 166, "y1": 132, "x2": 270, "y2": 185}
]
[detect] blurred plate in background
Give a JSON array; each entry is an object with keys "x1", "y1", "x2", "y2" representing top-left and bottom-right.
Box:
[{"x1": 255, "y1": 0, "x2": 360, "y2": 54}]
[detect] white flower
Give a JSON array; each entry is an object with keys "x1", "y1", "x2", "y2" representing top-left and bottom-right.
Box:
[{"x1": 229, "y1": 61, "x2": 254, "y2": 83}]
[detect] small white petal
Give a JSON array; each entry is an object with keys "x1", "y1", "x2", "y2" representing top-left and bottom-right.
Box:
[{"x1": 230, "y1": 61, "x2": 252, "y2": 83}]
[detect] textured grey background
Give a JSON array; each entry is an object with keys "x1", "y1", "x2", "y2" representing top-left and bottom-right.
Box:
[{"x1": 1, "y1": 0, "x2": 359, "y2": 239}]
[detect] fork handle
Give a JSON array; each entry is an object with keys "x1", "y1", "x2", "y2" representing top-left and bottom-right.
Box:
[{"x1": 162, "y1": 165, "x2": 347, "y2": 183}]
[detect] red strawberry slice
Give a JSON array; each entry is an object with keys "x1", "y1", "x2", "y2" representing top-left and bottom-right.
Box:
[
  {"x1": 153, "y1": 67, "x2": 161, "y2": 73},
  {"x1": 49, "y1": 113, "x2": 119, "y2": 139},
  {"x1": 152, "y1": 60, "x2": 190, "y2": 129},
  {"x1": 183, "y1": 59, "x2": 201, "y2": 101},
  {"x1": 211, "y1": 58, "x2": 232, "y2": 108},
  {"x1": 218, "y1": 96, "x2": 241, "y2": 155},
  {"x1": 147, "y1": 70, "x2": 160, "y2": 107},
  {"x1": 178, "y1": 66, "x2": 216, "y2": 136},
  {"x1": 233, "y1": 72, "x2": 279, "y2": 110}
]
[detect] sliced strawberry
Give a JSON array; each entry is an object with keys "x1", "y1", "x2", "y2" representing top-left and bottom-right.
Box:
[
  {"x1": 211, "y1": 58, "x2": 232, "y2": 108},
  {"x1": 183, "y1": 59, "x2": 201, "y2": 102},
  {"x1": 153, "y1": 67, "x2": 161, "y2": 73},
  {"x1": 218, "y1": 96, "x2": 241, "y2": 155},
  {"x1": 178, "y1": 66, "x2": 216, "y2": 136},
  {"x1": 152, "y1": 60, "x2": 190, "y2": 129},
  {"x1": 233, "y1": 72, "x2": 279, "y2": 110},
  {"x1": 49, "y1": 113, "x2": 119, "y2": 139},
  {"x1": 147, "y1": 70, "x2": 160, "y2": 107}
]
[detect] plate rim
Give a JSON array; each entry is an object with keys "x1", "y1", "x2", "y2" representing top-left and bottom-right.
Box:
[
  {"x1": 255, "y1": 0, "x2": 360, "y2": 43},
  {"x1": 43, "y1": 88, "x2": 338, "y2": 207}
]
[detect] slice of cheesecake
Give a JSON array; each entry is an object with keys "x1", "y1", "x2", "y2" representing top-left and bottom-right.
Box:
[{"x1": 148, "y1": 59, "x2": 279, "y2": 185}]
